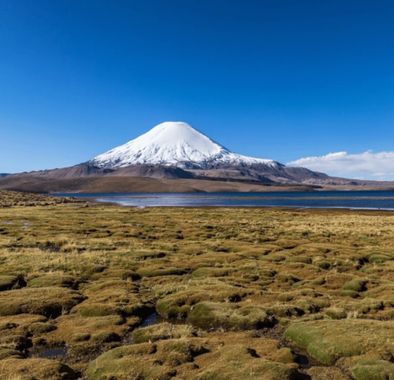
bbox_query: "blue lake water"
[54,191,394,210]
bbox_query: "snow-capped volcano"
[91,121,276,169]
[1,120,376,192]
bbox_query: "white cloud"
[288,151,394,181]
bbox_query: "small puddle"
[140,311,159,327]
[278,337,313,371]
[123,311,160,344]
[32,345,68,360]
[293,352,311,369]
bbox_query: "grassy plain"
[0,190,393,379]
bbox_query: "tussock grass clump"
[137,266,190,278]
[156,282,249,321]
[73,302,119,317]
[342,278,368,292]
[324,307,347,319]
[191,267,234,278]
[132,322,195,343]
[28,273,77,288]
[0,274,26,291]
[0,287,84,318]
[0,357,77,379]
[28,321,57,335]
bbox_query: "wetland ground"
[0,190,393,380]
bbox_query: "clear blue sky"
[1,0,394,174]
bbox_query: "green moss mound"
[285,319,394,366]
[188,302,276,330]
[351,360,394,380]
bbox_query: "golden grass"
[0,191,393,379]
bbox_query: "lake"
[54,191,394,210]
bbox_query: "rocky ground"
[0,191,393,379]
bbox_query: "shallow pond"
[31,344,68,359]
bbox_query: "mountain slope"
[91,121,277,169]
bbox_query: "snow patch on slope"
[91,121,276,169]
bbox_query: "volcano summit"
[91,121,277,169]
